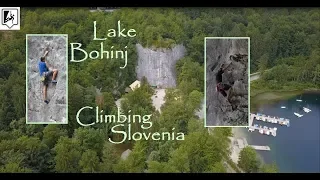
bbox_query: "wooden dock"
[255,113,290,127]
[248,113,278,137]
[248,125,277,136]
[249,145,271,151]
[234,138,271,151]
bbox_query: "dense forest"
[0,7,318,173]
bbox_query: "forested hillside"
[0,7,318,173]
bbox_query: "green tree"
[167,146,190,172]
[54,137,82,173]
[9,118,44,138]
[0,150,26,171]
[15,136,52,172]
[100,142,120,172]
[177,58,204,95]
[167,131,229,173]
[258,53,269,73]
[114,141,147,173]
[79,149,100,173]
[43,125,68,149]
[238,146,261,173]
[208,162,227,173]
[73,127,105,157]
[313,64,320,85]
[259,163,278,173]
[147,161,177,173]
[187,118,206,133]
[0,162,32,173]
[186,90,203,111]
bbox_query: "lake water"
[244,92,320,173]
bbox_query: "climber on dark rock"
[215,63,232,98]
[215,64,224,83]
[215,62,232,83]
[38,50,59,104]
[216,82,232,97]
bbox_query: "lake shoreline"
[230,127,266,163]
[251,88,320,99]
[250,88,320,112]
[303,88,320,94]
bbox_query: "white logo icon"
[0,7,20,30]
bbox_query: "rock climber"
[38,50,58,104]
[215,63,232,97]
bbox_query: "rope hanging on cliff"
[48,46,58,101]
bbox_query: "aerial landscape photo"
[0,7,319,173]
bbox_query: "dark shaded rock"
[206,39,248,126]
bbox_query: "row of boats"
[248,99,312,137]
[255,113,290,127]
[248,113,290,137]
[294,107,311,118]
[281,104,311,118]
[248,125,277,137]
[294,98,312,117]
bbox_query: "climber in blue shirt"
[38,50,58,104]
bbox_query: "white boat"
[259,129,264,134]
[294,112,303,117]
[281,106,286,108]
[303,107,311,113]
[296,94,303,102]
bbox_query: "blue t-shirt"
[38,60,48,76]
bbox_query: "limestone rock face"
[206,39,248,126]
[136,44,186,88]
[27,35,67,123]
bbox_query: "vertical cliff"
[135,44,186,88]
[206,39,248,126]
[27,35,67,123]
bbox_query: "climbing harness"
[40,72,48,82]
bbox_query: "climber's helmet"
[40,56,46,62]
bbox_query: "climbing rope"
[39,68,42,111]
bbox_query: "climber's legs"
[219,89,228,97]
[52,69,58,81]
[222,83,232,91]
[217,83,232,98]
[43,85,49,104]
